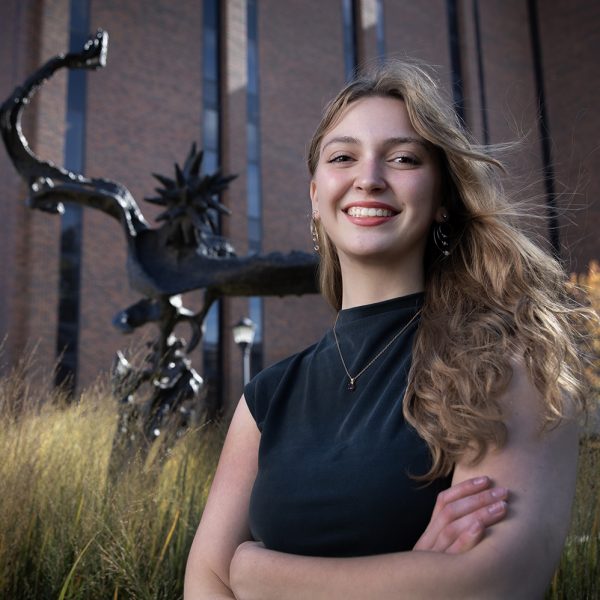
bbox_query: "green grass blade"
[57,534,96,600]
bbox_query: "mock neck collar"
[336,292,424,326]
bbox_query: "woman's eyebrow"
[322,135,430,152]
[322,135,359,150]
[384,136,429,152]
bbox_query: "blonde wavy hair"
[307,59,590,480]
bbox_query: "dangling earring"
[310,210,320,253]
[433,213,452,256]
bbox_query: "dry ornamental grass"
[0,262,598,599]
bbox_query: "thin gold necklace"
[332,308,422,391]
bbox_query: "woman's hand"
[413,476,508,554]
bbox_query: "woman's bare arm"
[229,360,579,600]
[184,397,260,599]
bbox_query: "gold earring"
[310,211,320,253]
[433,214,452,256]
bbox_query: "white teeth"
[347,206,395,217]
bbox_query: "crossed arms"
[184,360,579,599]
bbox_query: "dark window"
[56,0,90,392]
[247,0,263,371]
[376,0,386,60]
[342,0,359,80]
[202,0,224,413]
[446,0,465,123]
[472,0,489,145]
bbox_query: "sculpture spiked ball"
[145,143,237,257]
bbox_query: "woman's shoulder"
[243,341,321,429]
[246,341,320,392]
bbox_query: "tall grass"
[546,436,600,599]
[0,366,222,600]
[1,378,598,599]
[545,262,600,599]
[0,377,597,599]
[0,262,598,599]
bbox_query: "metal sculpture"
[1,29,318,469]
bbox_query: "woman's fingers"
[414,476,509,552]
[416,476,493,548]
[444,519,486,554]
[431,499,508,553]
[435,486,508,528]
[430,476,492,518]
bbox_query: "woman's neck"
[339,256,425,309]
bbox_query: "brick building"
[1,0,598,415]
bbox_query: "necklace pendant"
[347,378,356,391]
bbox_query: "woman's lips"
[346,206,395,217]
[343,203,399,226]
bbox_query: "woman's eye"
[391,155,418,165]
[328,154,353,163]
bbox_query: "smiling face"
[310,96,445,273]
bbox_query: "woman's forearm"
[228,479,514,600]
[230,543,493,600]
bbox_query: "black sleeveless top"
[244,293,452,557]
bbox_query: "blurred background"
[1,0,598,416]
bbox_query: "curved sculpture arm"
[0,29,148,236]
[29,178,148,238]
[1,30,107,183]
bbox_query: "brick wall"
[258,0,340,377]
[0,0,67,377]
[77,0,204,387]
[1,0,598,412]
[539,0,600,273]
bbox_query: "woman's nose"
[354,159,386,193]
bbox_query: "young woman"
[184,60,588,599]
